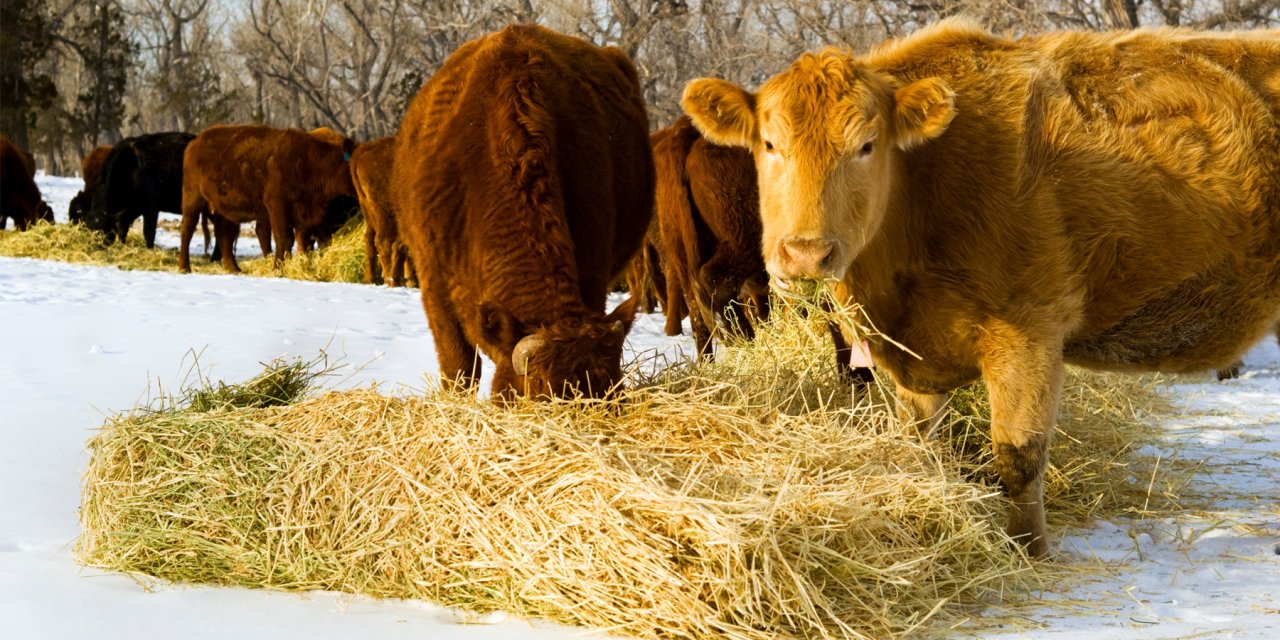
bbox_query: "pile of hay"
[78,309,1189,639]
[240,214,368,283]
[0,218,369,283]
[0,221,213,272]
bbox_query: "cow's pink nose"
[778,236,838,279]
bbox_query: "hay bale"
[79,310,1188,639]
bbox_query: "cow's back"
[82,146,113,192]
[99,132,195,214]
[847,26,1280,374]
[395,24,653,316]
[184,125,282,216]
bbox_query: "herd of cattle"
[4,21,1280,556]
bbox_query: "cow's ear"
[605,296,638,336]
[682,79,758,148]
[893,77,955,150]
[479,301,519,348]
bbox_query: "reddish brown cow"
[623,221,667,315]
[684,21,1280,556]
[68,145,112,224]
[350,136,412,287]
[178,124,358,273]
[394,24,653,399]
[651,117,770,359]
[0,136,52,230]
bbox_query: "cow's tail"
[654,122,708,333]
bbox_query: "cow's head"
[481,298,637,400]
[682,50,954,293]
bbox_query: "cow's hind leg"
[214,216,242,273]
[142,210,159,249]
[364,224,382,285]
[389,244,407,288]
[980,325,1062,558]
[178,199,203,273]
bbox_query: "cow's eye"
[858,141,875,157]
[763,140,775,152]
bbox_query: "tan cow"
[683,20,1280,557]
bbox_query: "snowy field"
[1,176,1276,639]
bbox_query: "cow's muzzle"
[776,236,842,280]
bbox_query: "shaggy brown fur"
[652,117,770,359]
[350,136,412,287]
[0,136,51,230]
[68,145,112,224]
[394,24,654,399]
[683,20,1280,557]
[178,124,358,273]
[623,220,667,315]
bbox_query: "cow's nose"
[778,236,838,279]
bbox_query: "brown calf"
[179,124,357,273]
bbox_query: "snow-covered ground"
[2,176,1276,639]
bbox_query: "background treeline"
[2,0,1277,176]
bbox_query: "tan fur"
[683,19,1280,557]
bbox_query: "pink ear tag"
[850,340,875,368]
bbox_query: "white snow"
[2,175,1277,639]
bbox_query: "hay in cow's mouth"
[77,304,1194,639]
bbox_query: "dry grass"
[77,302,1193,639]
[0,218,368,283]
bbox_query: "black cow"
[86,132,195,247]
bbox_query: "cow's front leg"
[981,325,1062,558]
[894,385,948,438]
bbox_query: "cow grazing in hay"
[682,20,1280,557]
[0,136,53,230]
[350,136,413,287]
[179,124,358,273]
[394,24,654,399]
[652,116,770,359]
[68,145,113,224]
[84,132,194,247]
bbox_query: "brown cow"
[350,136,412,287]
[68,145,113,224]
[394,24,653,399]
[652,116,770,359]
[178,124,358,273]
[683,20,1280,557]
[623,220,667,315]
[0,136,52,230]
